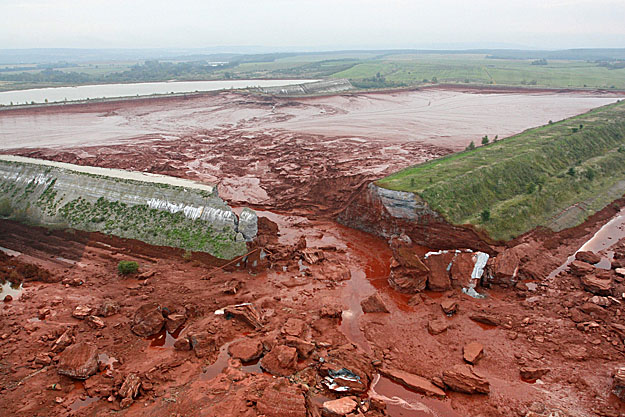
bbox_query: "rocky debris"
[424,252,453,291]
[282,317,306,337]
[57,342,98,380]
[72,305,93,320]
[228,338,264,362]
[51,328,74,353]
[428,318,449,335]
[222,279,241,294]
[256,379,307,417]
[301,248,325,264]
[491,249,520,285]
[3,294,12,302]
[321,397,358,417]
[321,347,374,394]
[612,367,625,400]
[137,269,156,280]
[520,367,550,381]
[463,342,484,364]
[469,314,500,327]
[188,331,217,358]
[320,304,343,318]
[119,373,141,400]
[575,251,602,265]
[260,345,298,376]
[360,293,390,313]
[98,300,120,317]
[173,337,192,351]
[131,303,164,337]
[616,268,625,277]
[441,299,458,315]
[164,313,186,333]
[285,336,315,359]
[442,364,490,394]
[569,260,595,277]
[86,315,106,329]
[388,235,429,293]
[581,274,613,295]
[380,367,446,397]
[223,303,263,330]
[562,345,588,361]
[62,277,84,286]
[35,352,52,366]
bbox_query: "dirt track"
[2,88,625,417]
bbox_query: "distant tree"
[466,141,476,151]
[579,124,584,130]
[526,183,536,194]
[480,209,491,222]
[481,135,489,145]
[431,76,438,83]
[585,168,596,181]
[410,178,415,187]
[548,120,553,124]
[44,98,48,103]
[567,167,576,177]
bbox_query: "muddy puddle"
[201,339,265,380]
[548,207,625,278]
[148,325,184,349]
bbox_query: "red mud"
[2,89,625,417]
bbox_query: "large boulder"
[581,275,613,295]
[131,303,164,337]
[442,364,490,394]
[569,260,595,277]
[360,293,390,313]
[575,251,601,265]
[491,249,520,285]
[425,252,453,291]
[388,235,429,293]
[57,342,98,380]
[260,345,298,376]
[449,252,477,288]
[228,338,264,362]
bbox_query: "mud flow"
[2,89,625,417]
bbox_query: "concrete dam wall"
[0,155,257,259]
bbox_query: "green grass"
[376,100,625,241]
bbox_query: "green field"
[1,50,625,92]
[377,100,625,241]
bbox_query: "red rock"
[360,293,389,313]
[463,342,484,364]
[98,300,120,317]
[469,314,500,327]
[57,342,98,380]
[425,252,453,291]
[569,260,595,277]
[320,304,343,318]
[72,305,93,320]
[87,315,105,329]
[282,317,306,337]
[164,313,186,333]
[442,364,490,394]
[581,275,613,295]
[449,252,476,288]
[35,352,52,366]
[285,336,315,359]
[188,331,216,358]
[440,299,458,315]
[388,236,430,293]
[575,251,601,265]
[257,379,307,417]
[322,397,358,416]
[223,303,263,330]
[491,249,520,285]
[52,328,74,353]
[120,397,133,408]
[260,345,298,376]
[3,294,12,302]
[380,368,446,397]
[131,303,164,337]
[119,373,141,399]
[228,338,264,362]
[427,318,449,335]
[520,367,550,381]
[173,338,191,351]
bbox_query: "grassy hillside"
[376,100,625,241]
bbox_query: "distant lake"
[0,79,317,106]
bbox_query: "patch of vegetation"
[118,260,139,275]
[376,100,625,241]
[0,198,12,217]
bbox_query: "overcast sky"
[1,0,624,50]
